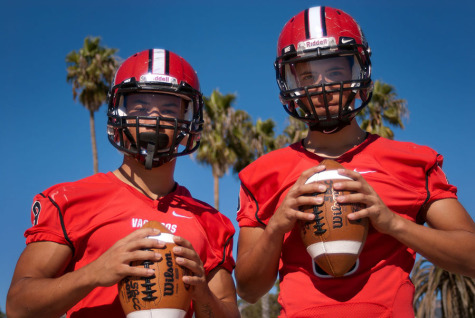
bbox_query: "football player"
[235,6,475,317]
[7,49,239,318]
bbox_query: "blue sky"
[1,0,474,311]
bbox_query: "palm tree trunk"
[262,292,270,318]
[213,167,219,210]
[89,109,98,174]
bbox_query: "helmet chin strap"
[139,132,170,170]
[140,131,188,170]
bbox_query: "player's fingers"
[117,228,163,248]
[285,182,326,205]
[173,244,201,264]
[295,209,317,221]
[175,254,205,278]
[172,235,193,249]
[332,179,369,195]
[176,257,204,278]
[182,274,206,286]
[123,249,162,265]
[299,182,327,195]
[336,168,362,180]
[296,193,324,207]
[125,236,167,252]
[335,191,371,208]
[112,236,165,256]
[123,264,156,278]
[347,207,370,221]
[295,165,327,186]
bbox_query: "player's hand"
[333,168,399,235]
[172,236,210,301]
[267,165,327,237]
[85,227,165,287]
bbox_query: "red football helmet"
[275,6,372,133]
[107,49,203,169]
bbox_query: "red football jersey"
[25,172,235,318]
[237,134,457,318]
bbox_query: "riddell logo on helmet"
[298,37,336,52]
[140,73,178,84]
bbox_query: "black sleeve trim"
[416,154,441,224]
[241,183,265,227]
[47,196,76,256]
[218,234,234,268]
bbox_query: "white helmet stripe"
[308,6,324,39]
[152,49,166,74]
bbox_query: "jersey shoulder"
[173,185,235,235]
[240,143,301,171]
[40,173,113,191]
[367,135,441,170]
[38,173,115,203]
[370,134,437,154]
[239,142,308,186]
[173,185,236,271]
[363,134,456,198]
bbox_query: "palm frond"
[357,80,408,139]
[412,257,475,318]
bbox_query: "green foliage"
[412,258,475,318]
[65,36,119,173]
[0,307,5,318]
[66,36,119,112]
[196,89,293,208]
[233,117,282,173]
[357,80,408,139]
[239,294,281,318]
[195,89,254,208]
[196,89,248,178]
[279,116,307,146]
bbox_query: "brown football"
[300,159,368,277]
[118,220,191,318]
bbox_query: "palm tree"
[233,118,282,173]
[66,36,119,173]
[357,80,408,139]
[412,257,475,317]
[278,116,308,146]
[252,119,279,157]
[195,89,252,209]
[239,280,281,318]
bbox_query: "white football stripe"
[305,170,352,184]
[147,233,174,244]
[308,6,323,39]
[127,309,186,318]
[152,49,166,74]
[306,240,362,259]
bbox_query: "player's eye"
[327,71,344,81]
[127,105,149,116]
[299,73,318,85]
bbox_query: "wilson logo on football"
[299,159,369,277]
[118,221,192,318]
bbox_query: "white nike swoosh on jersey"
[172,211,193,219]
[353,169,376,174]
